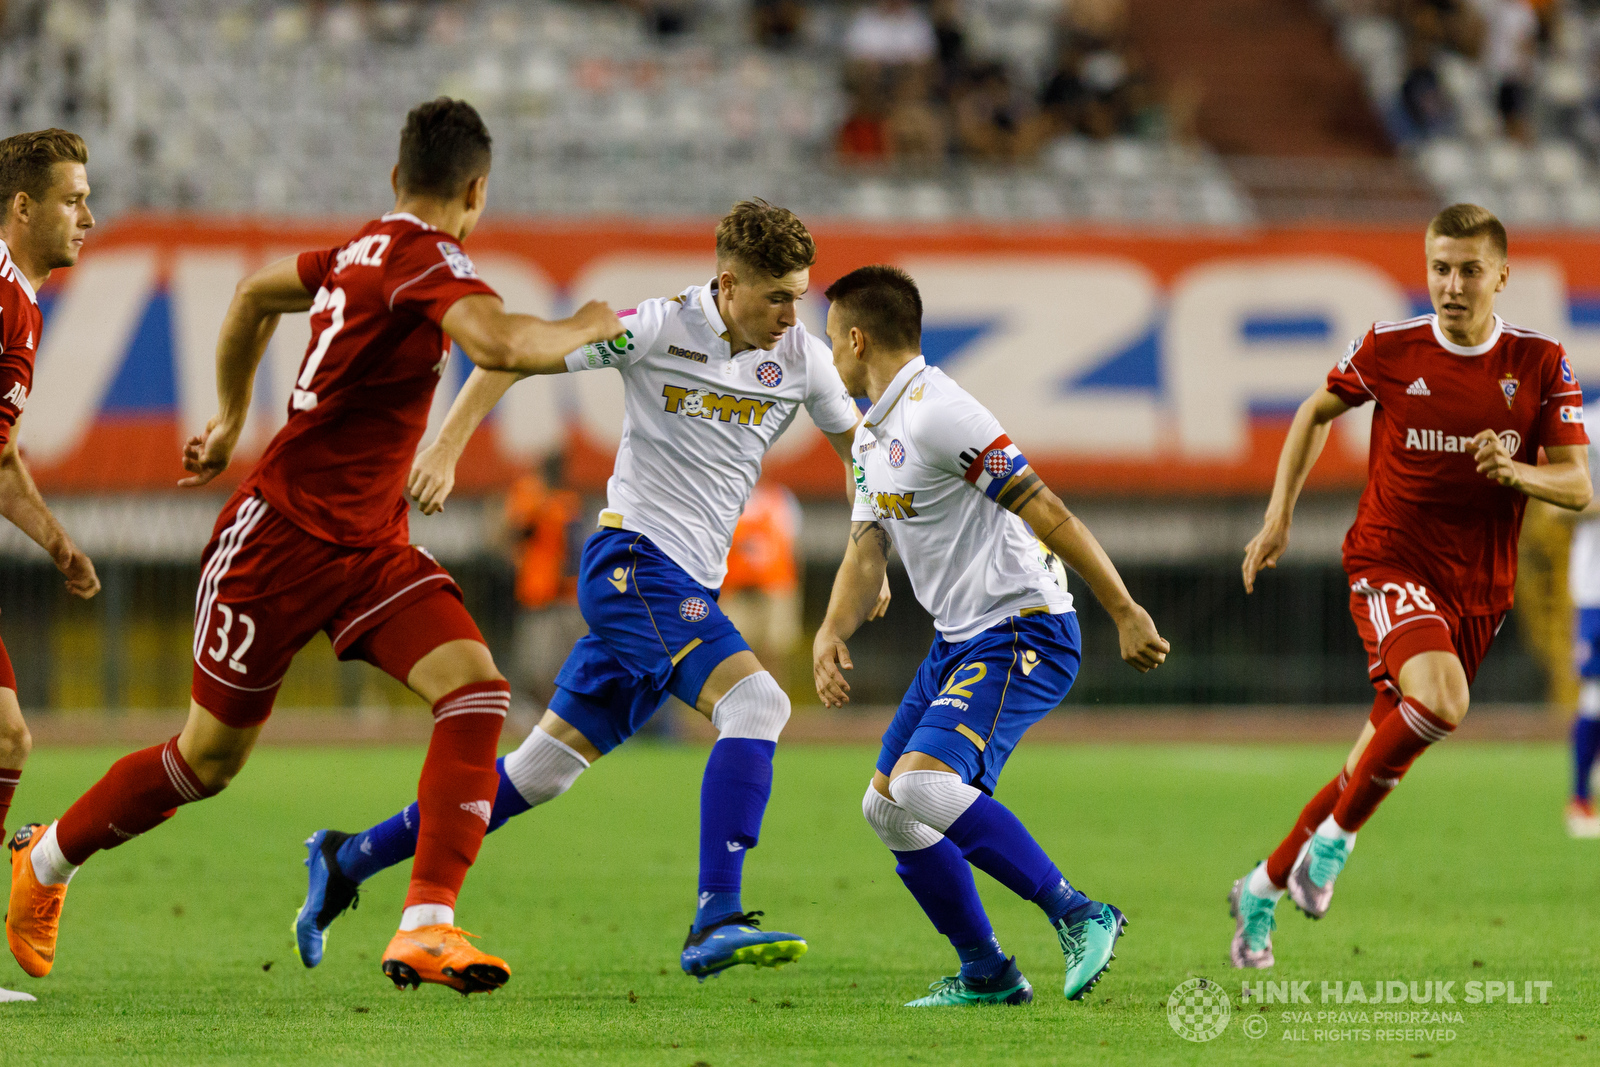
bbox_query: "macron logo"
[1406,378,1430,396]
[725,840,744,853]
[460,799,492,826]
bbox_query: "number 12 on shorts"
[207,604,257,674]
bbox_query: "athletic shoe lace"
[925,975,964,997]
[30,887,62,931]
[1308,838,1346,888]
[1242,896,1277,951]
[1058,923,1086,968]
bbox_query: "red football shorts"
[191,491,483,727]
[0,632,14,692]
[1348,569,1502,723]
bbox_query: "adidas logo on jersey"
[459,799,492,826]
[1406,378,1430,396]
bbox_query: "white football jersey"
[565,280,858,588]
[849,356,1073,642]
[1571,398,1600,607]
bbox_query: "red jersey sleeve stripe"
[964,434,1012,483]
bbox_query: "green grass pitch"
[4,741,1596,1065]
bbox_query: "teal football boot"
[1228,867,1277,968]
[906,958,1033,1007]
[1288,834,1352,919]
[1055,901,1126,1000]
[680,911,807,981]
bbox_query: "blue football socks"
[1574,715,1600,801]
[944,793,1090,921]
[694,738,775,931]
[893,836,1007,981]
[336,757,526,884]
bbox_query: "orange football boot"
[6,824,67,978]
[381,925,509,995]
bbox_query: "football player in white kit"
[811,265,1168,1006]
[1566,394,1600,837]
[296,201,883,979]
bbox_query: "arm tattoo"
[850,520,891,560]
[995,470,1045,512]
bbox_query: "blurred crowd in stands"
[833,0,1161,166]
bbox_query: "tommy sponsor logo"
[460,799,492,826]
[3,381,26,411]
[668,344,708,364]
[1404,428,1520,457]
[1499,374,1519,408]
[1561,405,1585,424]
[334,233,390,272]
[870,491,919,520]
[661,384,777,426]
[1405,378,1430,396]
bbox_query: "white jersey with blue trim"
[849,356,1073,643]
[564,280,858,588]
[1571,398,1600,607]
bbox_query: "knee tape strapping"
[710,671,790,742]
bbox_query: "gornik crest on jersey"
[1500,374,1519,408]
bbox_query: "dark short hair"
[825,265,922,352]
[1427,203,1508,258]
[715,199,816,278]
[396,98,492,199]
[0,128,88,220]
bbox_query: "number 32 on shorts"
[206,605,257,674]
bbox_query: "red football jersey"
[243,213,497,547]
[1327,313,1588,614]
[0,239,42,448]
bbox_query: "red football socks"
[405,681,509,910]
[1332,697,1454,833]
[0,766,19,840]
[1265,770,1347,888]
[55,736,212,866]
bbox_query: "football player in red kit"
[1227,204,1593,968]
[0,130,101,1002]
[6,99,624,994]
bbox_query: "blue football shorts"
[549,527,751,754]
[876,610,1081,794]
[1577,607,1600,679]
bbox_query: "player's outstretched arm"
[442,295,624,376]
[1000,469,1169,672]
[822,425,891,619]
[0,438,98,598]
[1241,387,1351,593]
[1473,436,1593,511]
[408,367,521,515]
[813,521,893,707]
[181,255,313,487]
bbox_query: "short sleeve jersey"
[563,280,858,588]
[849,356,1072,642]
[243,212,497,547]
[0,240,42,448]
[1326,313,1588,615]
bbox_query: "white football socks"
[1314,815,1357,847]
[30,822,77,887]
[502,727,589,807]
[1246,861,1285,901]
[1581,680,1600,719]
[399,904,453,931]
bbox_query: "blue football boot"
[680,911,807,981]
[293,829,360,968]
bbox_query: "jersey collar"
[698,279,732,343]
[379,211,436,231]
[863,355,927,433]
[1430,312,1502,356]
[0,240,37,305]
